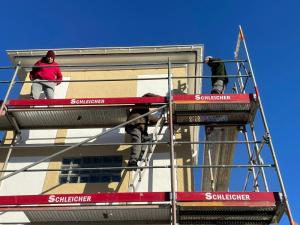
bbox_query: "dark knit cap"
[46,50,55,60]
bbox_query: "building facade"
[0,45,202,223]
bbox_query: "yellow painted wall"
[1,67,194,194]
[20,68,188,98]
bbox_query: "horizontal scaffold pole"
[0,74,250,84]
[0,164,275,173]
[0,140,262,149]
[0,59,247,71]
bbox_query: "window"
[59,156,122,184]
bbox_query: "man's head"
[45,50,55,63]
[204,56,213,64]
[142,93,160,97]
[141,93,161,106]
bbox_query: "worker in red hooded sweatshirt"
[29,50,63,99]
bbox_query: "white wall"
[0,156,49,223]
[134,152,173,192]
[65,128,125,144]
[0,156,49,195]
[137,74,169,96]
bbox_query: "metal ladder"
[128,112,166,192]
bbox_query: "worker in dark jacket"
[125,93,161,168]
[204,56,229,94]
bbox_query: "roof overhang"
[6,45,203,72]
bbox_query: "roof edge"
[6,44,203,57]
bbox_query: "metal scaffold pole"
[242,126,259,192]
[0,132,18,187]
[0,62,21,115]
[249,124,269,191]
[168,58,177,225]
[239,25,294,224]
[234,33,246,94]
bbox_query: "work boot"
[128,159,138,171]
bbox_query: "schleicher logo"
[205,193,250,201]
[48,195,92,203]
[70,98,105,105]
[195,95,231,101]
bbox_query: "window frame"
[59,155,123,184]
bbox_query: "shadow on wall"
[172,80,187,95]
[41,183,63,194]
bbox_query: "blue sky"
[0,0,299,223]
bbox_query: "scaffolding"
[0,26,294,224]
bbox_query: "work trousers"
[211,80,226,94]
[30,79,56,99]
[125,125,148,162]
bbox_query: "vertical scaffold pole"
[249,124,269,191]
[234,30,245,93]
[242,126,259,192]
[168,58,177,225]
[0,132,18,188]
[0,62,21,115]
[239,25,294,224]
[208,148,215,191]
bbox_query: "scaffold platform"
[0,94,258,131]
[0,192,284,224]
